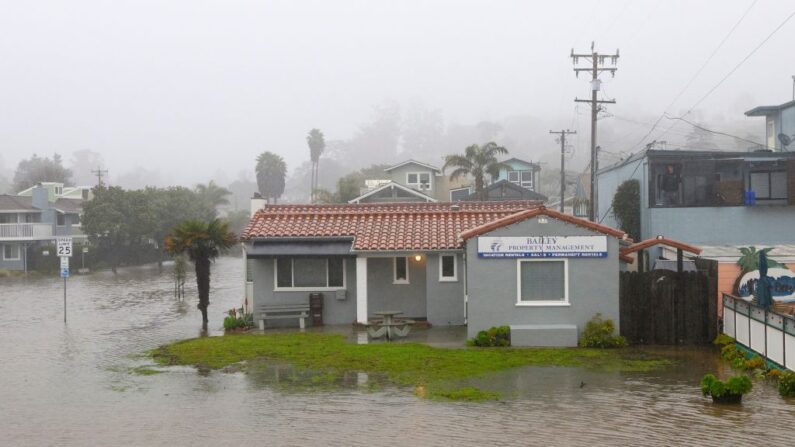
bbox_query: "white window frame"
[449,186,471,201]
[393,256,410,284]
[439,254,458,282]
[406,172,432,191]
[750,170,788,200]
[273,258,346,291]
[515,258,570,307]
[508,170,533,189]
[3,244,21,261]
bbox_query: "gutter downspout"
[463,244,468,325]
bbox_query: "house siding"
[386,164,439,197]
[425,253,465,326]
[365,256,427,319]
[465,217,620,342]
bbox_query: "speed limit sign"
[57,237,73,257]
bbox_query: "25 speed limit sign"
[57,237,73,257]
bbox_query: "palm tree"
[737,246,783,273]
[195,180,231,214]
[255,151,287,203]
[165,219,237,326]
[307,129,325,203]
[443,142,509,199]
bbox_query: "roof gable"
[383,159,442,173]
[502,158,540,170]
[459,206,626,241]
[348,182,437,203]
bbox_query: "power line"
[663,114,769,149]
[682,8,795,116]
[550,130,577,212]
[631,0,759,151]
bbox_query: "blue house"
[495,158,542,192]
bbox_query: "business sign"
[477,236,608,258]
[57,237,73,257]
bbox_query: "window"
[393,256,409,284]
[406,172,432,190]
[508,170,533,189]
[55,186,63,196]
[650,160,744,207]
[516,259,568,306]
[439,255,457,281]
[750,171,787,200]
[3,244,20,261]
[274,257,345,290]
[56,213,65,226]
[449,187,471,201]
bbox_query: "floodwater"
[1,257,793,446]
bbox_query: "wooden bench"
[258,304,310,330]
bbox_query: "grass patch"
[152,332,668,401]
[132,366,164,376]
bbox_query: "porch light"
[414,254,422,262]
[656,235,664,240]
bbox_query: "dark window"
[519,261,566,302]
[650,160,744,207]
[440,255,456,279]
[394,256,408,282]
[328,258,344,287]
[57,213,65,226]
[276,258,292,288]
[276,257,345,288]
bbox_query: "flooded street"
[1,257,793,446]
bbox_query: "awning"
[245,239,354,257]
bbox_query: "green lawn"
[151,332,668,401]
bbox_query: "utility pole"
[91,167,108,187]
[549,129,577,212]
[572,42,619,221]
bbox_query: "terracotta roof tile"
[242,201,542,251]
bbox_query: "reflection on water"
[1,257,794,446]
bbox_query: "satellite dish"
[779,133,792,147]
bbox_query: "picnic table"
[366,310,414,340]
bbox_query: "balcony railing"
[0,223,53,240]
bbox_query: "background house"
[745,99,795,151]
[0,183,88,271]
[495,158,542,193]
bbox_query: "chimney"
[31,185,50,209]
[250,195,267,215]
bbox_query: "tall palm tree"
[737,246,783,273]
[306,129,325,203]
[255,151,287,203]
[443,142,509,200]
[165,219,237,326]
[195,180,231,214]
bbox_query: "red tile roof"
[242,201,543,251]
[459,206,627,240]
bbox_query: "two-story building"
[745,99,795,151]
[0,183,89,272]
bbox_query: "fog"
[1,0,794,197]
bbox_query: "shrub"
[701,374,752,401]
[579,314,627,348]
[779,371,795,397]
[470,326,511,347]
[223,308,253,331]
[713,334,735,346]
[744,355,765,371]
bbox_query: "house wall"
[366,256,427,319]
[425,253,465,325]
[647,206,795,245]
[0,242,25,271]
[249,256,358,326]
[465,218,620,343]
[386,164,438,197]
[780,106,795,150]
[596,156,647,231]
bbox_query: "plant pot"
[711,393,743,404]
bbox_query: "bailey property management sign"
[477,236,608,258]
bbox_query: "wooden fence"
[722,293,795,371]
[619,269,717,345]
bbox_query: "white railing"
[0,223,53,240]
[723,293,795,371]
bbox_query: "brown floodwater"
[1,257,793,446]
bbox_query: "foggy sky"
[1,0,794,188]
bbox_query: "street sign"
[60,267,69,278]
[60,257,69,269]
[57,237,73,257]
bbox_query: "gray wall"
[250,256,358,325]
[425,253,465,325]
[465,217,620,339]
[366,256,427,319]
[0,242,25,271]
[386,163,438,197]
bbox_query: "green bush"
[713,334,735,346]
[579,313,627,348]
[701,374,752,399]
[223,308,253,331]
[470,326,511,347]
[779,371,795,397]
